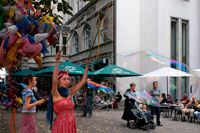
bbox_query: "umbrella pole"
[167,77,168,96]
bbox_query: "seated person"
[142,104,151,116]
[133,102,148,123]
[160,93,168,104]
[167,94,173,104]
[113,92,122,109]
[180,93,189,104]
[142,104,147,113]
[194,109,200,121]
[181,97,199,122]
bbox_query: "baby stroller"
[128,101,156,131]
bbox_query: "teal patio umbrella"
[37,61,95,76]
[12,69,51,77]
[94,64,141,77]
[12,69,36,76]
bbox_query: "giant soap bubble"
[115,51,198,101]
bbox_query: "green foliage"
[0,0,15,6]
[32,0,73,25]
[0,0,94,25]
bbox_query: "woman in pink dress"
[47,52,90,133]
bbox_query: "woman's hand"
[55,52,61,63]
[37,99,46,105]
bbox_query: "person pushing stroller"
[122,83,155,131]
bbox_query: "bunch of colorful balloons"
[0,81,23,109]
[0,0,58,68]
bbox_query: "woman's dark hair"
[23,74,35,85]
[153,81,158,85]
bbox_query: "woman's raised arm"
[51,52,61,97]
[69,59,90,96]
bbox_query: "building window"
[73,32,79,54]
[100,29,107,44]
[170,77,177,101]
[62,46,66,55]
[84,24,91,50]
[62,36,67,55]
[182,20,189,66]
[56,44,59,53]
[77,0,79,12]
[63,36,67,45]
[171,18,178,68]
[181,77,187,96]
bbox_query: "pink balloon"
[0,33,18,66]
[18,35,43,58]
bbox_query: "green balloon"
[0,4,5,30]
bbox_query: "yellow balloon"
[9,8,15,20]
[40,15,54,24]
[18,97,23,105]
[3,39,21,67]
[34,53,42,68]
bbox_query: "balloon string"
[10,109,13,133]
[13,108,16,133]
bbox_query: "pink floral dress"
[52,98,76,133]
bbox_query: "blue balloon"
[3,36,10,49]
[27,34,35,43]
[41,41,49,54]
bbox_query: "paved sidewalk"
[0,107,200,133]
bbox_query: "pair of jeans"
[151,106,161,125]
[194,111,200,120]
[83,101,93,117]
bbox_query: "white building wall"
[116,0,200,99]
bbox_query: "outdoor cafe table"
[161,103,183,120]
[171,104,183,121]
[161,103,173,118]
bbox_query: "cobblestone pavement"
[0,107,200,133]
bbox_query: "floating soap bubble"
[93,89,115,110]
[86,80,116,110]
[75,80,116,113]
[115,51,198,101]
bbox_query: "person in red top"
[180,93,189,104]
[50,52,90,133]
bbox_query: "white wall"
[116,0,140,96]
[116,0,200,98]
[116,0,140,55]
